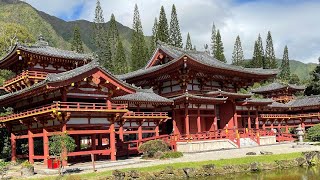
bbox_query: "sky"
[25,0,320,64]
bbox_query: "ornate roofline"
[251,82,305,93]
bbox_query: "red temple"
[0,38,319,166]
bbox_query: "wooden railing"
[124,111,168,118]
[260,113,320,119]
[4,71,47,86]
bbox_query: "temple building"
[1,38,320,166]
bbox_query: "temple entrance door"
[218,100,235,129]
[163,111,173,135]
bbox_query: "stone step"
[240,138,258,147]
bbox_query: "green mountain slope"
[275,59,317,81]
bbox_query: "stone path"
[26,142,320,178]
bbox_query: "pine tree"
[279,45,290,80]
[257,34,264,68]
[305,58,320,95]
[265,31,277,69]
[232,35,244,66]
[150,17,158,54]
[107,14,120,71]
[185,32,192,50]
[131,4,148,71]
[93,0,111,69]
[214,30,226,63]
[114,39,128,74]
[251,41,260,68]
[156,6,169,43]
[169,4,183,48]
[71,25,84,53]
[210,22,216,56]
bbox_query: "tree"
[49,133,76,175]
[107,14,120,71]
[169,4,183,48]
[265,31,277,69]
[150,17,158,54]
[214,30,226,63]
[210,22,217,56]
[93,0,111,69]
[185,32,192,50]
[257,34,264,68]
[305,58,320,96]
[289,74,300,84]
[131,4,148,71]
[232,35,244,66]
[156,6,169,43]
[71,25,84,53]
[279,45,290,80]
[114,39,128,74]
[250,41,260,68]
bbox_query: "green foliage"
[0,128,10,160]
[185,32,192,50]
[21,160,33,168]
[169,4,183,48]
[156,6,169,43]
[70,25,84,53]
[279,45,290,80]
[214,30,226,63]
[150,17,158,54]
[210,22,216,56]
[265,31,277,69]
[160,151,183,159]
[138,140,169,158]
[114,39,128,74]
[307,124,320,141]
[0,160,9,179]
[49,133,76,159]
[289,74,300,84]
[131,4,148,71]
[305,59,320,95]
[0,69,14,86]
[232,35,244,66]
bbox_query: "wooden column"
[138,121,143,141]
[214,106,218,131]
[75,135,81,151]
[184,104,190,135]
[109,119,116,161]
[10,130,16,162]
[247,107,251,129]
[197,105,201,133]
[255,109,259,129]
[91,134,96,150]
[172,109,178,135]
[301,118,305,129]
[107,99,112,110]
[28,126,34,164]
[61,122,67,166]
[155,122,160,137]
[233,102,238,129]
[285,120,289,133]
[119,121,124,141]
[262,120,266,130]
[43,128,49,165]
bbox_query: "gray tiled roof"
[0,41,93,64]
[112,88,173,104]
[251,82,305,93]
[240,98,274,103]
[268,95,320,108]
[206,90,252,98]
[118,41,278,80]
[170,92,227,102]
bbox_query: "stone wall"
[260,136,276,145]
[176,139,238,153]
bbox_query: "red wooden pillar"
[270,120,274,130]
[75,135,81,151]
[107,99,112,110]
[91,134,96,150]
[61,123,67,166]
[155,122,160,136]
[138,121,143,140]
[185,104,190,135]
[301,118,305,129]
[255,109,259,129]
[247,107,251,129]
[109,119,116,161]
[213,105,218,131]
[43,128,49,165]
[233,102,238,129]
[262,120,266,130]
[28,126,34,164]
[119,121,124,141]
[285,120,289,133]
[197,106,201,133]
[10,131,17,162]
[172,109,178,135]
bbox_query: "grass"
[25,152,303,180]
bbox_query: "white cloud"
[24,0,320,63]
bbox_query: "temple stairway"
[240,138,259,147]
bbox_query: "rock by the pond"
[125,170,140,179]
[20,167,34,177]
[246,152,256,155]
[183,168,197,178]
[250,162,259,171]
[275,159,299,169]
[260,151,273,155]
[295,157,308,166]
[112,169,125,180]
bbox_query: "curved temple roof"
[251,82,305,93]
[268,95,320,109]
[118,41,278,80]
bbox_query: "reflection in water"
[193,166,320,180]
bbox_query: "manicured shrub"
[160,151,183,159]
[138,140,169,158]
[307,124,320,142]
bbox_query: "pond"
[193,165,320,180]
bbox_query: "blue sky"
[25,0,320,64]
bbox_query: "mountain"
[0,0,150,60]
[277,59,317,82]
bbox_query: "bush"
[0,161,9,179]
[21,160,33,168]
[307,124,320,142]
[138,140,169,158]
[160,151,183,159]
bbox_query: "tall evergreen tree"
[169,4,183,48]
[157,6,169,43]
[305,58,320,95]
[114,39,128,74]
[232,35,244,66]
[71,25,84,53]
[150,17,158,54]
[131,4,148,71]
[210,22,216,56]
[93,0,111,69]
[265,31,277,69]
[214,30,226,63]
[185,32,192,50]
[107,14,120,71]
[257,34,264,68]
[279,45,290,80]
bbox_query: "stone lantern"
[296,124,304,143]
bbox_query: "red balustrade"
[260,113,320,119]
[4,71,47,86]
[124,111,168,117]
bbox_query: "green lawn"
[27,152,302,180]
